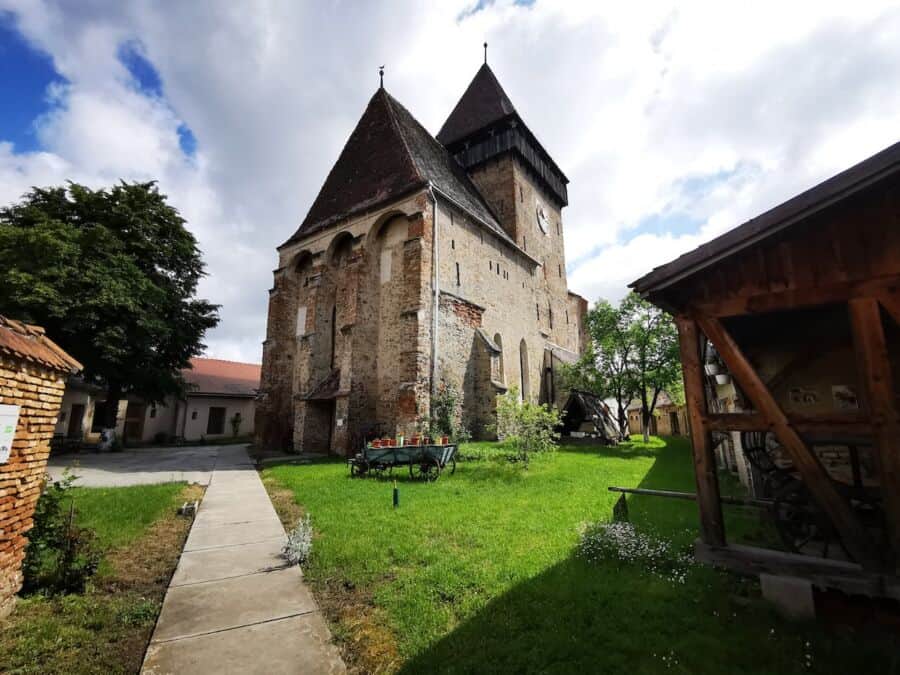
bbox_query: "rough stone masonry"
[256,62,588,455]
[0,316,81,617]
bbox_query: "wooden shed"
[631,141,900,598]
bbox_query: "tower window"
[496,264,500,276]
[536,303,540,320]
[519,186,523,202]
[455,262,460,287]
[558,263,562,278]
[549,304,554,329]
[451,239,455,250]
[557,222,560,235]
[489,261,493,271]
[566,309,570,324]
[523,236,527,251]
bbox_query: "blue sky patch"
[0,13,65,152]
[178,124,197,156]
[118,40,163,97]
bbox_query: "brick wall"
[0,348,74,618]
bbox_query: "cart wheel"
[350,461,368,478]
[772,480,838,557]
[410,456,441,481]
[447,457,456,475]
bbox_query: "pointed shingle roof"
[282,88,507,247]
[436,64,516,146]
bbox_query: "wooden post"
[696,314,879,568]
[878,291,900,328]
[849,298,900,568]
[676,316,725,547]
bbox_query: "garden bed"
[0,482,201,674]
[262,437,896,674]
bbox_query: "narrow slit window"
[455,262,460,287]
[536,303,540,320]
[558,263,562,277]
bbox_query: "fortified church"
[257,56,588,454]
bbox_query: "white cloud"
[1,0,899,360]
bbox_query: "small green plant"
[494,387,561,467]
[22,472,102,595]
[282,514,313,566]
[230,412,243,437]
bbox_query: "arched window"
[519,339,530,401]
[493,333,504,383]
[328,232,354,267]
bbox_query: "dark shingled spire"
[436,63,516,146]
[282,88,506,247]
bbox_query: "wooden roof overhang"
[629,141,900,586]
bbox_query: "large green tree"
[0,181,219,430]
[564,299,636,436]
[565,292,681,441]
[623,293,681,442]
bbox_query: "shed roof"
[631,140,900,296]
[182,357,260,397]
[282,87,508,247]
[0,316,82,374]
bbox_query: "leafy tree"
[565,293,681,442]
[0,182,219,431]
[563,299,636,436]
[622,294,681,442]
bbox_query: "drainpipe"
[428,183,439,399]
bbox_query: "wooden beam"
[696,314,880,568]
[694,541,900,601]
[675,316,725,546]
[706,412,872,439]
[608,486,771,508]
[849,298,900,569]
[691,274,900,318]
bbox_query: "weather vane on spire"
[483,42,488,64]
[379,65,384,89]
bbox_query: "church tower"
[437,62,571,305]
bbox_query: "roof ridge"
[380,90,426,185]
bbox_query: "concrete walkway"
[142,446,345,674]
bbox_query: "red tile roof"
[182,357,261,397]
[0,316,82,374]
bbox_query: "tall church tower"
[437,62,571,305]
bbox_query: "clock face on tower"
[535,199,550,235]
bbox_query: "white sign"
[0,404,21,464]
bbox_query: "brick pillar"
[397,210,432,435]
[0,319,80,619]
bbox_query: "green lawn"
[68,483,187,550]
[0,482,195,675]
[263,437,896,674]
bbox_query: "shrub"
[577,521,693,583]
[230,412,243,437]
[282,514,313,566]
[419,381,471,442]
[494,387,561,466]
[22,473,102,595]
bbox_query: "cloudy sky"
[1,1,899,362]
